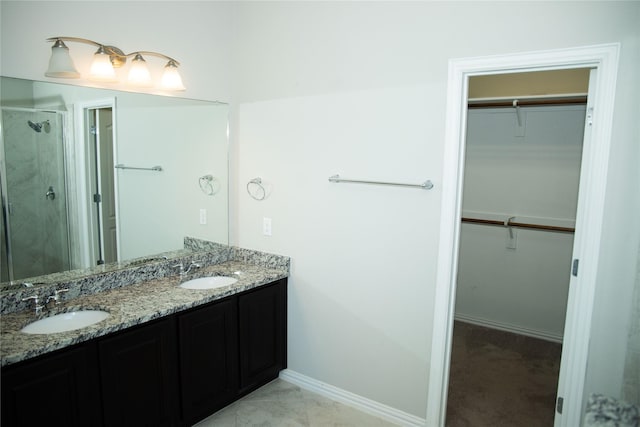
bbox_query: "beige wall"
[232,2,639,419]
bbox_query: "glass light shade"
[89,50,116,82]
[161,61,185,91]
[45,42,80,78]
[127,54,152,86]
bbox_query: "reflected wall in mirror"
[0,76,229,284]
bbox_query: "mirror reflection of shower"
[27,119,50,133]
[1,108,70,282]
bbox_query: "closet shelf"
[461,217,575,233]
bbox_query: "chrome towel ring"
[247,177,266,201]
[199,175,218,196]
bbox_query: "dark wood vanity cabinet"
[178,279,287,425]
[1,278,287,427]
[1,341,101,427]
[178,296,238,425]
[238,279,287,394]
[99,318,180,427]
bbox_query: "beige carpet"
[446,321,562,427]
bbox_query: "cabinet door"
[238,279,287,393]
[99,318,179,427]
[1,342,101,427]
[178,297,238,425]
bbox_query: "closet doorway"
[426,44,620,427]
[445,70,589,426]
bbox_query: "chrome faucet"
[172,261,201,277]
[22,288,69,314]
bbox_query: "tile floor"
[194,379,398,427]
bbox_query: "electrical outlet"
[199,209,207,225]
[263,217,272,236]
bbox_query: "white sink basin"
[21,310,110,334]
[179,276,238,290]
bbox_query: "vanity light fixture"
[45,36,185,90]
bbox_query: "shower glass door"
[0,108,70,282]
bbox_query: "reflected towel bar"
[329,174,433,190]
[115,164,163,172]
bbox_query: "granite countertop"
[1,260,288,367]
[584,394,639,427]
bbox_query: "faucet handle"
[22,294,45,315]
[22,294,39,303]
[46,288,69,306]
[184,261,201,274]
[171,263,185,277]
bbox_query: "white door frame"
[71,98,118,268]
[426,43,620,427]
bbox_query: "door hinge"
[93,193,102,203]
[587,107,594,126]
[572,259,579,277]
[556,396,564,414]
[90,125,97,135]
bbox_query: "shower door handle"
[45,186,56,200]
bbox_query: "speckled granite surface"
[1,250,222,315]
[1,239,289,316]
[1,236,234,294]
[0,248,196,292]
[1,242,290,367]
[584,394,639,427]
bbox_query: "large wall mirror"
[1,76,229,285]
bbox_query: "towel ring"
[247,177,266,201]
[199,175,217,196]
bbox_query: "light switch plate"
[263,217,272,236]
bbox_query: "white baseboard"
[454,313,563,343]
[279,369,426,427]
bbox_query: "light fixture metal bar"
[46,36,103,47]
[45,36,185,90]
[46,37,180,67]
[129,51,180,66]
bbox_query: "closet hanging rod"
[468,96,587,109]
[115,164,163,172]
[461,217,575,233]
[329,174,434,190]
